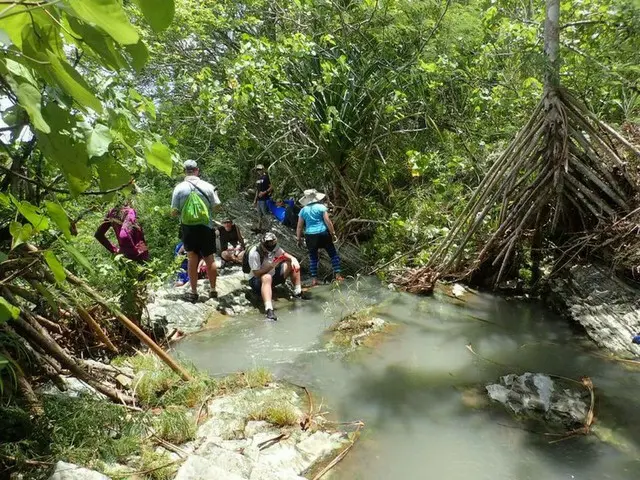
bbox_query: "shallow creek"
[176,278,640,479]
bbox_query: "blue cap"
[632,335,640,345]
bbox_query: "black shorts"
[305,232,333,250]
[181,224,216,257]
[249,264,286,294]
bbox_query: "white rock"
[48,461,110,480]
[452,283,467,298]
[197,412,246,440]
[249,464,305,480]
[244,420,276,438]
[174,455,247,480]
[196,442,252,478]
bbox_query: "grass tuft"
[153,406,196,444]
[248,401,298,428]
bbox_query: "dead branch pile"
[1,244,191,411]
[391,266,439,294]
[426,87,640,286]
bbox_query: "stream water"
[176,277,640,479]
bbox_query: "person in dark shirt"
[253,164,272,224]
[217,217,246,265]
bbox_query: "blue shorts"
[249,263,286,293]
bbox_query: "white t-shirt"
[248,245,285,278]
[171,176,220,228]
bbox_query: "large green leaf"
[67,16,127,71]
[0,5,29,49]
[96,155,131,190]
[44,250,66,284]
[9,221,33,249]
[38,104,92,195]
[60,240,94,273]
[135,0,175,32]
[85,123,113,158]
[145,142,173,175]
[67,0,139,45]
[15,82,50,133]
[46,50,102,112]
[0,298,20,324]
[13,199,49,231]
[125,40,149,72]
[45,201,72,239]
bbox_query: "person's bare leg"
[203,254,217,290]
[187,251,199,294]
[260,274,273,307]
[235,251,245,264]
[221,250,233,262]
[282,263,302,295]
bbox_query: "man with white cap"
[171,160,221,302]
[247,232,302,321]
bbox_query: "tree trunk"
[543,0,561,92]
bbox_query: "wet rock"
[145,269,248,333]
[547,264,640,358]
[486,372,588,430]
[48,461,110,480]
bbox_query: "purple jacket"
[95,207,149,262]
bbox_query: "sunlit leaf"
[15,82,50,133]
[0,5,29,48]
[85,123,113,158]
[145,142,173,175]
[67,16,128,71]
[13,199,49,231]
[44,250,66,283]
[67,0,139,45]
[45,201,72,239]
[9,221,33,249]
[0,298,20,324]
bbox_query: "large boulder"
[546,264,640,358]
[486,372,589,431]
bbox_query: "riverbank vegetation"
[0,0,639,476]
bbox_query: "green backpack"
[181,183,211,226]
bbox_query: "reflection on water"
[176,278,640,480]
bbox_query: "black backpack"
[242,245,265,274]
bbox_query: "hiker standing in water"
[171,160,221,303]
[296,189,343,286]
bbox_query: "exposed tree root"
[425,87,639,286]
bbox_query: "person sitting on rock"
[174,242,207,286]
[296,189,343,286]
[248,232,302,321]
[218,217,246,266]
[95,194,149,263]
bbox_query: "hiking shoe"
[209,289,218,299]
[265,309,278,321]
[185,291,198,304]
[292,291,308,300]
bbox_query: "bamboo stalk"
[76,305,119,353]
